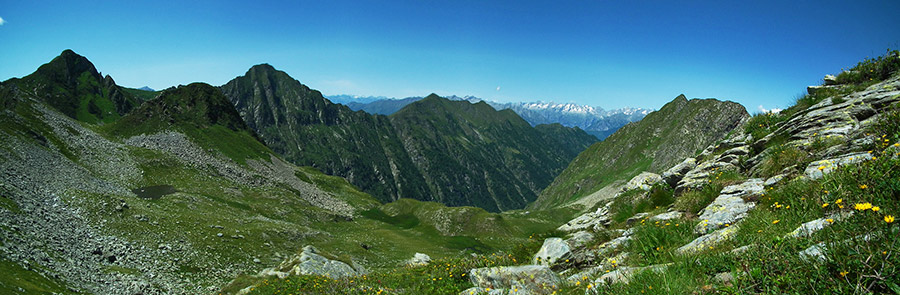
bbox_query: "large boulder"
[533,238,571,267]
[661,158,696,187]
[694,179,762,234]
[408,252,432,266]
[622,172,663,192]
[463,265,561,295]
[557,203,611,233]
[258,245,361,279]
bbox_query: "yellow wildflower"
[822,203,829,208]
[854,202,873,211]
[835,199,842,204]
[840,271,849,277]
[859,184,868,189]
[826,218,834,223]
[772,220,780,224]
[886,215,895,223]
[872,206,880,212]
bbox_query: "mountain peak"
[116,83,252,135]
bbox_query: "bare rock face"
[694,179,763,234]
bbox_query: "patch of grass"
[626,218,695,266]
[744,112,788,141]
[244,254,519,295]
[359,208,420,229]
[866,104,900,152]
[754,144,811,178]
[835,49,900,86]
[0,258,78,294]
[674,183,722,216]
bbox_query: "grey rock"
[785,212,852,238]
[597,236,632,256]
[694,179,762,234]
[408,253,431,266]
[677,226,740,254]
[824,74,838,85]
[804,152,873,180]
[714,272,735,285]
[625,212,650,226]
[533,238,571,267]
[565,231,594,249]
[557,203,611,233]
[622,172,663,192]
[594,264,670,285]
[661,158,697,187]
[799,243,827,262]
[467,265,560,294]
[649,211,683,222]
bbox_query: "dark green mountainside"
[1,50,141,124]
[532,94,749,209]
[221,65,597,211]
[389,95,597,210]
[220,65,432,203]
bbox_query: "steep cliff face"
[533,95,749,209]
[221,66,597,211]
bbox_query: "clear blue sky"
[1,1,899,111]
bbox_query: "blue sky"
[1,1,898,111]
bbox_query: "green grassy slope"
[388,95,598,211]
[532,95,748,210]
[2,50,140,124]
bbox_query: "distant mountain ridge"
[328,94,652,139]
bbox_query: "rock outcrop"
[462,265,561,295]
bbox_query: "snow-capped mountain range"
[326,94,652,140]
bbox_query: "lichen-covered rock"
[799,243,827,262]
[565,231,595,249]
[593,264,670,285]
[623,172,663,191]
[557,203,611,233]
[677,226,739,254]
[675,161,738,194]
[259,245,361,279]
[565,252,629,283]
[533,238,571,267]
[649,211,684,222]
[785,212,852,239]
[804,152,873,180]
[694,179,762,234]
[466,265,561,295]
[597,236,632,256]
[408,252,431,266]
[661,158,696,187]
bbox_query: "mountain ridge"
[330,94,651,139]
[223,66,598,211]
